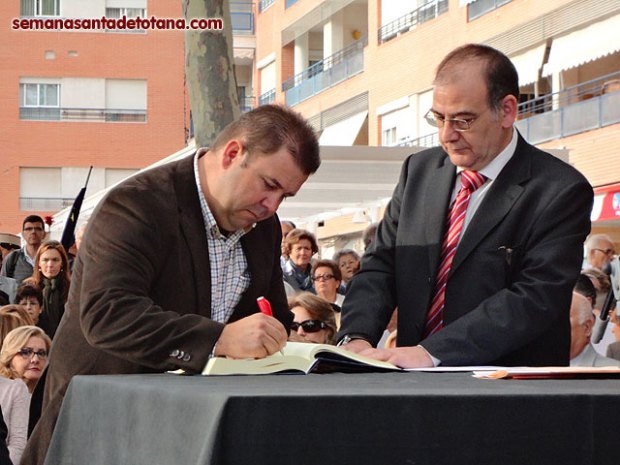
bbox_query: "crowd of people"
[0,215,73,463]
[0,44,617,463]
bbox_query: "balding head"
[569,292,595,360]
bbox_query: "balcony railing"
[231,2,254,34]
[283,36,367,107]
[468,0,512,22]
[397,132,439,149]
[516,71,620,145]
[20,107,147,122]
[258,0,275,12]
[378,0,448,44]
[20,197,75,211]
[259,89,275,106]
[239,96,256,112]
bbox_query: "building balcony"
[20,197,75,211]
[259,89,275,105]
[258,0,275,12]
[516,71,620,145]
[19,107,147,122]
[378,0,448,44]
[239,96,256,112]
[397,132,439,149]
[283,36,367,107]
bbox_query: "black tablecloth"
[45,372,620,465]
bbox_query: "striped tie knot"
[460,170,486,192]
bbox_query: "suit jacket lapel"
[175,153,212,317]
[451,137,532,273]
[425,155,457,274]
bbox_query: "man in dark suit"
[338,44,593,368]
[22,104,320,464]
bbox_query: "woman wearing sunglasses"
[0,326,51,393]
[288,292,337,345]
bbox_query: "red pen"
[257,296,273,316]
[257,296,284,355]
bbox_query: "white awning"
[543,14,620,76]
[319,111,368,146]
[458,0,476,6]
[510,44,546,87]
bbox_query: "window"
[19,83,60,120]
[382,127,397,146]
[20,0,60,17]
[105,7,146,19]
[105,7,146,32]
[105,79,147,122]
[468,0,512,21]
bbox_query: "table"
[45,372,620,465]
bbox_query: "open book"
[203,341,401,375]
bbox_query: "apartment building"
[255,0,620,249]
[1,0,257,233]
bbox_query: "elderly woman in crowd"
[288,292,337,345]
[333,249,360,294]
[282,229,318,292]
[0,326,51,394]
[23,240,71,339]
[0,308,32,464]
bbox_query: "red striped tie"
[422,170,487,339]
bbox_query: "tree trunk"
[184,0,239,148]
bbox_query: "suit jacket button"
[170,349,180,358]
[182,353,191,362]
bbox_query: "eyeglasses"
[23,227,44,232]
[291,320,328,333]
[424,110,479,132]
[593,248,615,256]
[17,348,48,359]
[312,274,335,282]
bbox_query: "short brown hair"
[312,259,342,282]
[287,292,337,344]
[284,229,319,255]
[434,43,519,113]
[212,104,320,176]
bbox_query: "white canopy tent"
[49,143,420,238]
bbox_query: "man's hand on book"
[358,346,434,369]
[214,313,288,359]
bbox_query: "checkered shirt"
[193,153,251,323]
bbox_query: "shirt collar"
[193,151,254,242]
[456,127,518,181]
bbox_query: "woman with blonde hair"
[23,240,71,339]
[0,326,51,393]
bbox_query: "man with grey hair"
[569,291,620,367]
[584,233,616,271]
